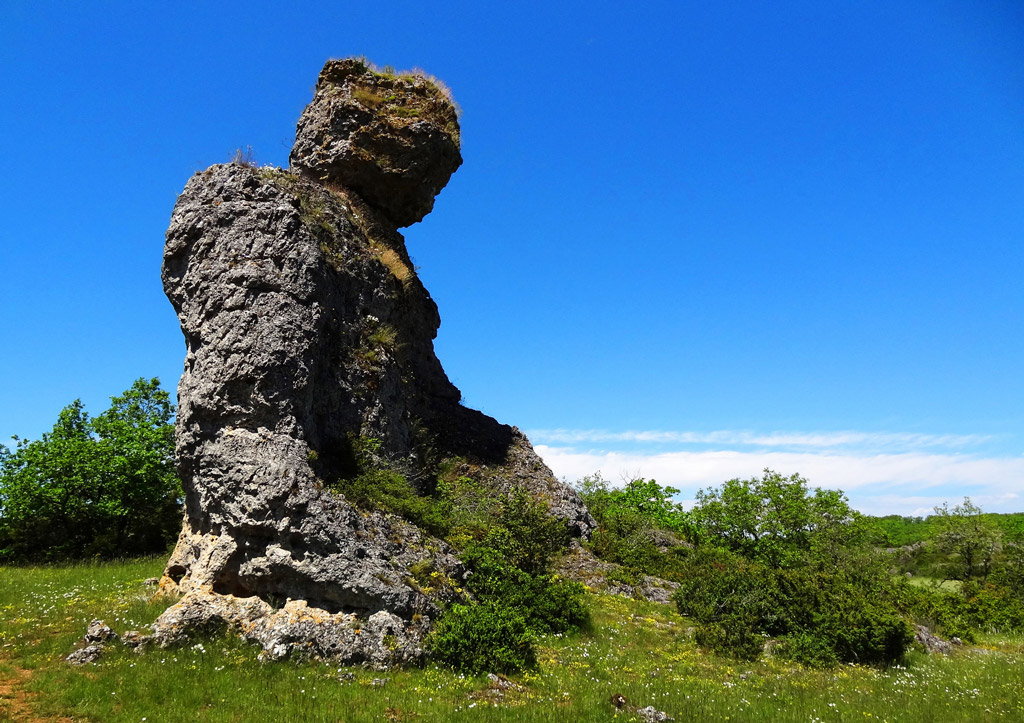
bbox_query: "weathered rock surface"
[290,59,462,228]
[636,705,675,722]
[557,543,679,604]
[66,644,104,666]
[66,619,119,665]
[153,59,594,663]
[914,624,954,655]
[153,592,425,667]
[84,619,118,644]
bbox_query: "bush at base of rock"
[423,489,590,673]
[426,603,537,674]
[332,467,452,539]
[461,543,589,635]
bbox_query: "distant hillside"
[864,511,1024,547]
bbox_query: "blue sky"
[1,1,1021,516]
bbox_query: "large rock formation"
[152,59,594,665]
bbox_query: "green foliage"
[431,473,497,539]
[813,600,913,667]
[427,487,587,673]
[576,474,690,580]
[991,543,1024,591]
[864,511,1024,548]
[587,504,660,569]
[695,615,766,662]
[905,577,1024,639]
[674,545,913,667]
[460,543,588,635]
[863,514,937,547]
[689,469,863,568]
[0,379,181,561]
[668,472,915,667]
[428,583,533,673]
[483,488,569,575]
[577,473,686,533]
[931,497,1002,582]
[332,467,450,538]
[780,631,839,668]
[330,452,585,673]
[428,477,586,672]
[674,548,779,631]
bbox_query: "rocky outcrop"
[290,60,461,228]
[152,58,593,663]
[66,620,119,665]
[556,544,679,604]
[914,625,957,655]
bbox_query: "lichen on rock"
[151,58,594,664]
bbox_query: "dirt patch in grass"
[0,657,73,722]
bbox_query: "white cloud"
[527,428,994,452]
[534,443,1024,517]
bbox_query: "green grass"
[2,558,1023,722]
[905,576,963,592]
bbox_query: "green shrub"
[905,579,1024,639]
[582,483,691,583]
[674,547,912,667]
[425,484,588,671]
[588,506,660,567]
[781,631,838,668]
[526,576,589,633]
[675,548,786,634]
[824,605,913,666]
[577,474,687,534]
[332,468,450,538]
[426,603,537,673]
[695,614,765,661]
[335,455,586,671]
[492,489,570,575]
[461,540,589,634]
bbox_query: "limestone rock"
[153,591,424,668]
[290,58,462,228]
[121,630,149,650]
[84,619,118,644]
[636,706,674,722]
[153,59,594,663]
[914,625,953,654]
[66,645,104,666]
[66,619,119,665]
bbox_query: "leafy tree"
[577,474,686,532]
[689,469,863,568]
[671,470,918,666]
[575,474,690,578]
[674,517,913,667]
[932,497,1002,582]
[0,378,181,561]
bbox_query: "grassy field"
[2,558,1023,722]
